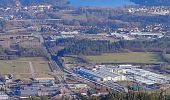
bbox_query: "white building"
[69,84,89,89]
[0,92,9,100]
[110,32,134,40]
[95,65,169,85]
[122,68,170,85]
[61,31,79,35]
[130,32,164,38]
[74,67,126,82]
[95,67,127,82]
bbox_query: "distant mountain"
[130,0,170,6]
[0,0,15,7]
[19,0,68,6]
[0,0,68,7]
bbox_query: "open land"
[84,52,165,64]
[164,54,170,59]
[0,57,52,80]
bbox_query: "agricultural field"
[85,52,165,64]
[164,54,170,60]
[0,57,52,80]
[64,56,87,64]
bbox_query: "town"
[0,0,169,100]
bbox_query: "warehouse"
[0,92,9,100]
[95,67,127,82]
[74,67,126,82]
[74,65,170,85]
[121,68,170,85]
[130,32,164,38]
[73,68,102,81]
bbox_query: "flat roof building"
[0,92,9,100]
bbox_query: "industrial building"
[95,67,126,82]
[74,65,170,85]
[61,31,79,35]
[123,68,170,85]
[130,32,164,38]
[111,66,170,85]
[0,92,9,100]
[68,84,89,89]
[73,67,126,82]
[73,68,101,82]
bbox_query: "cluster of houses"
[0,76,61,99]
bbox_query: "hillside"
[0,0,68,7]
[130,0,170,6]
[19,0,68,6]
[0,0,15,7]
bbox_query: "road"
[29,61,36,78]
[43,37,126,93]
[19,61,36,78]
[43,37,65,82]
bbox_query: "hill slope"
[0,0,68,7]
[0,0,15,7]
[19,0,67,6]
[130,0,170,6]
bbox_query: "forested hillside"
[56,38,170,56]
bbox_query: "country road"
[29,61,36,78]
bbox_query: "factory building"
[74,67,126,82]
[68,84,89,89]
[0,92,9,100]
[61,31,79,35]
[74,65,170,85]
[112,67,170,85]
[124,68,169,84]
[73,68,101,82]
[130,32,164,38]
[96,67,126,82]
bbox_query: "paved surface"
[29,61,36,78]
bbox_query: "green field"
[0,60,30,79]
[64,56,87,64]
[0,57,52,80]
[164,54,170,59]
[18,57,52,78]
[85,52,165,64]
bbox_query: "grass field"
[164,54,170,60]
[85,52,165,64]
[64,56,87,64]
[0,57,52,80]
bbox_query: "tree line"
[79,91,170,100]
[56,37,170,56]
[0,45,47,60]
